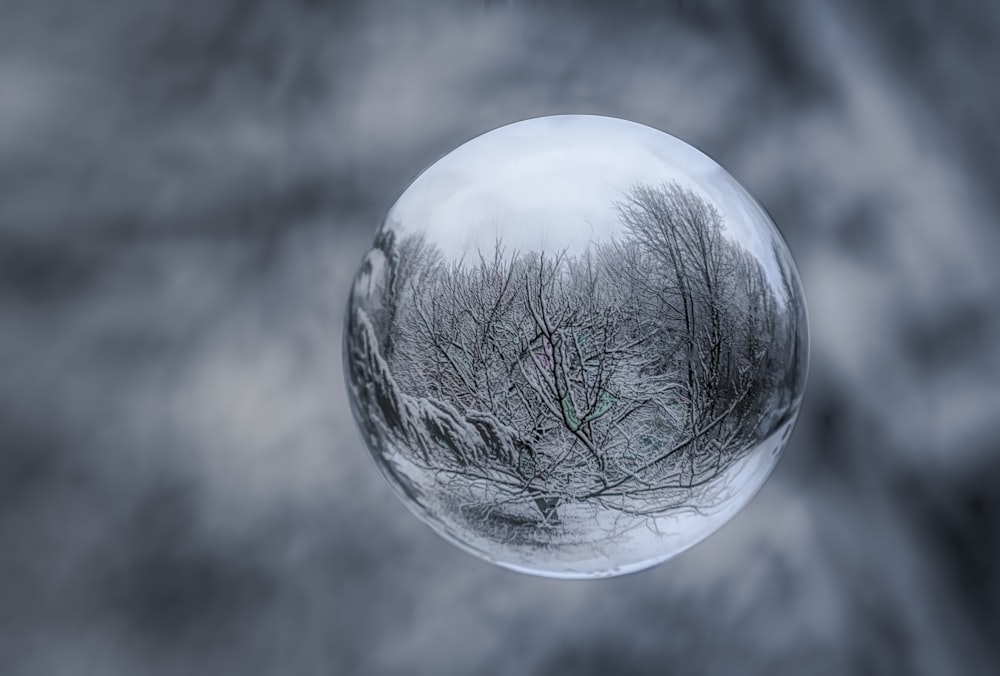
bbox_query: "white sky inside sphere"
[387,115,786,293]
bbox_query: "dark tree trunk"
[534,496,561,524]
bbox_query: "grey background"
[1,0,998,674]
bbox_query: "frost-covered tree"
[348,182,794,529]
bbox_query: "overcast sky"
[389,114,788,293]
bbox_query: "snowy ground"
[373,418,793,578]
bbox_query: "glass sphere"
[344,115,808,578]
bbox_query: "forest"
[347,182,802,533]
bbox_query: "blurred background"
[1,0,999,673]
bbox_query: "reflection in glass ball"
[344,115,808,578]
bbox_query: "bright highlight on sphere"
[344,115,808,578]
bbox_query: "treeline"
[354,182,798,521]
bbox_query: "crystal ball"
[344,115,808,578]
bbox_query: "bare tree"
[348,182,795,535]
